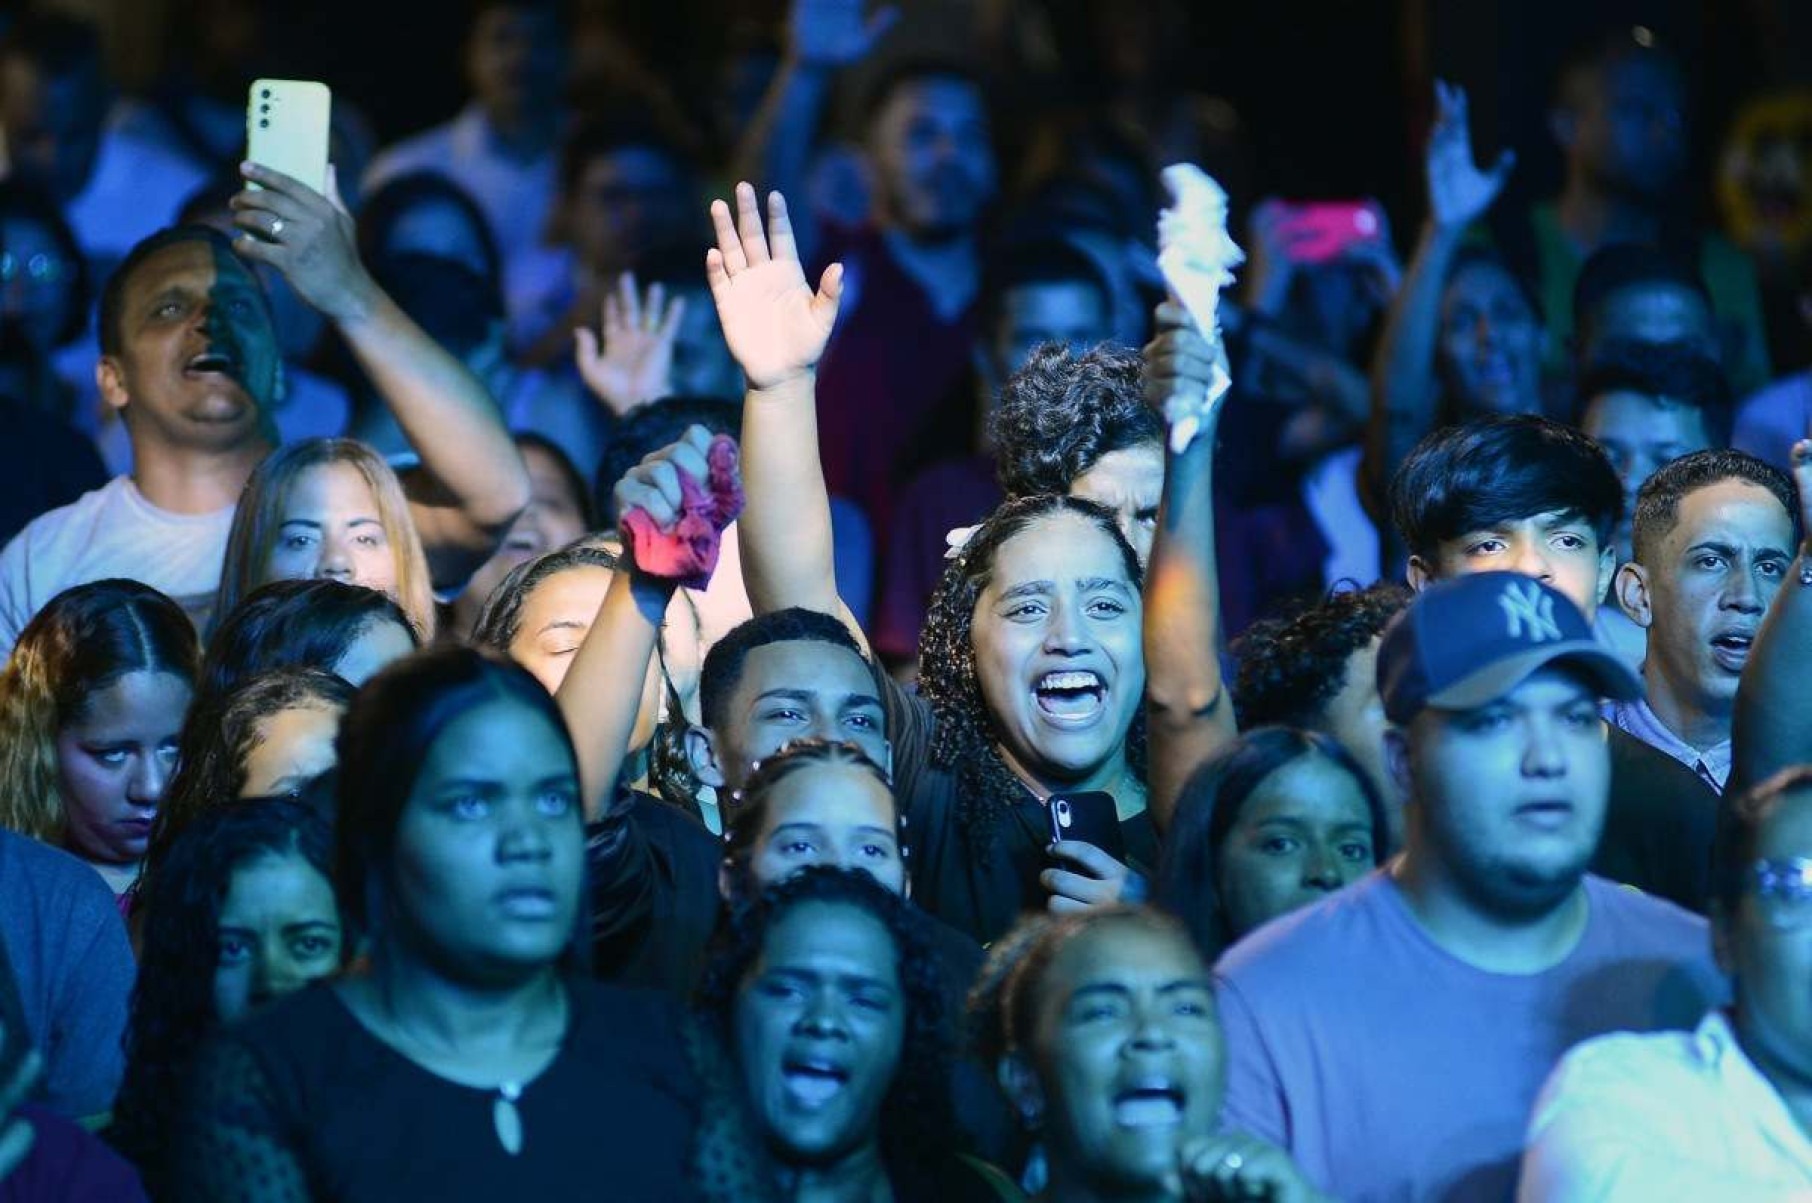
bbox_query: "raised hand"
[1144,300,1231,433]
[789,0,900,67]
[705,183,844,390]
[231,162,376,322]
[1793,436,1812,550]
[575,273,684,416]
[1425,80,1514,232]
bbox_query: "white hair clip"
[944,524,981,561]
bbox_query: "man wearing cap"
[1214,571,1720,1203]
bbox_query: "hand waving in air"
[575,273,684,416]
[788,0,900,67]
[1425,80,1515,232]
[705,183,844,390]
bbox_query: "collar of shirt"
[1604,695,1731,793]
[1693,1010,1812,1175]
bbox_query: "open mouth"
[1112,1082,1186,1129]
[1034,670,1106,724]
[1711,631,1755,669]
[185,349,242,379]
[781,1059,849,1108]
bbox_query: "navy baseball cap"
[1378,572,1641,725]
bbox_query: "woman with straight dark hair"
[1155,727,1388,960]
[173,647,699,1200]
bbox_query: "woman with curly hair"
[691,866,1007,1202]
[701,185,1235,943]
[1154,727,1388,961]
[969,907,1329,1202]
[111,797,343,1197]
[0,580,199,897]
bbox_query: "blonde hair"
[215,439,437,640]
[0,580,200,842]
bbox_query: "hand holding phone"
[1045,791,1127,859]
[246,79,331,196]
[1274,201,1385,265]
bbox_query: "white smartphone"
[246,79,331,195]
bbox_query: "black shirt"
[174,979,701,1202]
[881,670,1157,947]
[1593,725,1718,913]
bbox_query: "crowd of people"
[0,0,1809,1199]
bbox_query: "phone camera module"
[1053,799,1072,829]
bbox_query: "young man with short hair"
[1217,572,1718,1203]
[1391,414,1721,908]
[1611,450,1798,793]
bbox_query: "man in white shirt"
[0,165,531,652]
[1609,450,1799,793]
[1522,767,1812,1200]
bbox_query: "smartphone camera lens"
[258,119,270,129]
[259,104,270,113]
[260,89,271,99]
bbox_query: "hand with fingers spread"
[230,162,377,322]
[1425,80,1515,233]
[705,182,843,391]
[1174,1132,1333,1203]
[0,1022,42,1183]
[575,273,685,416]
[789,0,900,68]
[1041,840,1142,913]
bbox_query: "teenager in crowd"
[1521,766,1812,1199]
[173,647,700,1199]
[702,184,1232,943]
[197,580,418,702]
[1231,583,1411,832]
[691,866,1002,1201]
[1216,572,1718,1201]
[1155,727,1388,961]
[0,157,530,651]
[1390,414,1723,908]
[111,798,343,1197]
[0,579,198,898]
[1611,451,1798,794]
[970,907,1329,1202]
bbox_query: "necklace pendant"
[492,1083,523,1156]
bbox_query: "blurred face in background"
[868,76,996,242]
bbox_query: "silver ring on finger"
[269,217,285,238]
[1222,1153,1244,1172]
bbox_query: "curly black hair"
[1231,583,1410,730]
[918,494,1147,858]
[694,867,956,1195]
[110,797,338,1194]
[990,344,1161,500]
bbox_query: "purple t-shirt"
[1214,872,1719,1203]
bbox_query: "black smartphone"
[1046,791,1126,861]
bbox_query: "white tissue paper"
[1156,164,1242,453]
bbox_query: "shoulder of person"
[4,477,124,551]
[1212,871,1392,988]
[0,829,117,916]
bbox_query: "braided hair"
[917,494,1147,857]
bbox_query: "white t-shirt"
[0,477,234,653]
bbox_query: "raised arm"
[231,163,529,588]
[1142,301,1237,832]
[1731,436,1812,791]
[554,432,718,821]
[730,0,898,266]
[1364,82,1513,550]
[705,183,863,639]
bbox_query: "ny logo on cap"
[1498,580,1562,642]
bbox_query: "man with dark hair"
[1518,27,1770,395]
[1233,582,1412,838]
[1522,768,1812,1196]
[363,0,566,267]
[735,0,998,545]
[0,169,531,650]
[1390,414,1720,908]
[1577,337,1730,561]
[1218,572,1717,1202]
[0,13,207,277]
[875,240,1118,666]
[1610,450,1798,793]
